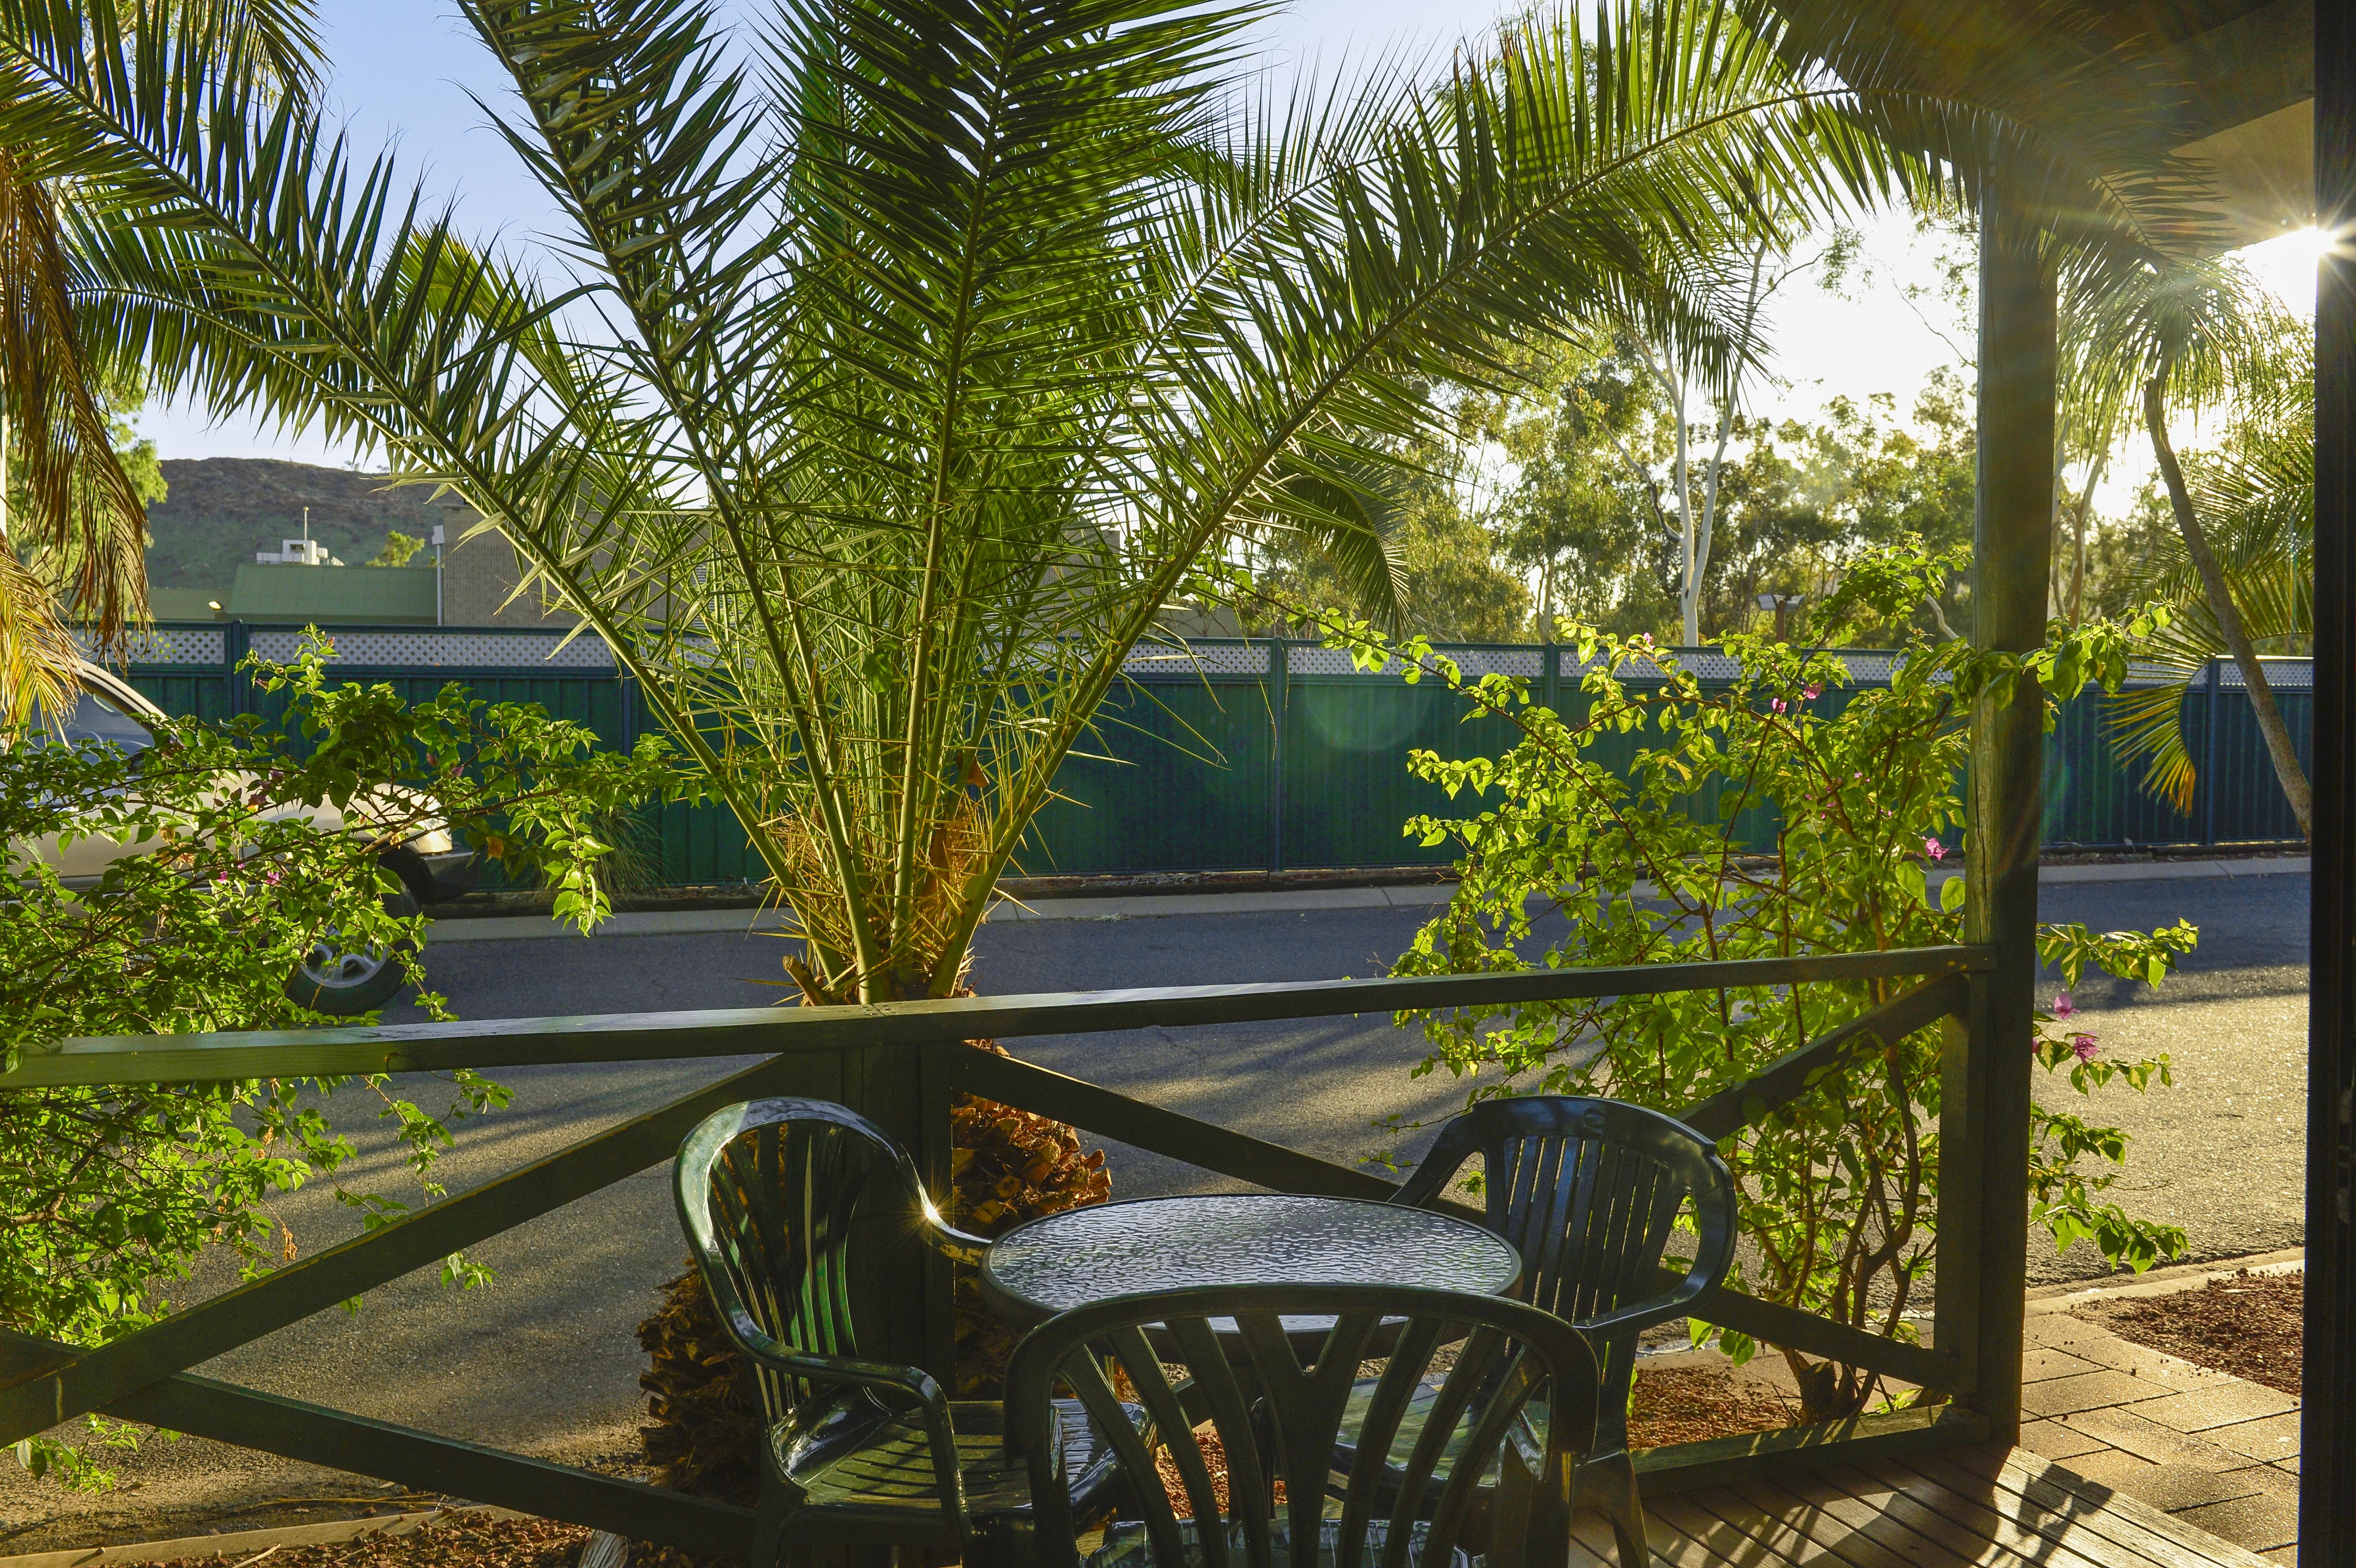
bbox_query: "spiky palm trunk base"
[945,1048,1113,1394]
[634,1044,1109,1509]
[636,1264,765,1508]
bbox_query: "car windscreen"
[26,686,161,755]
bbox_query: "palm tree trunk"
[2144,373,2312,838]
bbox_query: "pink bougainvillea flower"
[2053,992,2075,1019]
[1923,836,1946,861]
[1803,683,1823,700]
[2071,1033,2100,1062]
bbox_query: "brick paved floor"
[1647,1255,2309,1563]
[2018,1283,2302,1563]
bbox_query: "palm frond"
[1262,447,1409,630]
[0,0,324,659]
[0,540,78,728]
[178,0,323,95]
[0,145,148,642]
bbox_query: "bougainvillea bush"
[0,639,681,1484]
[1324,548,2194,1422]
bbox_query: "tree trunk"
[2146,373,2313,838]
[2065,448,2105,626]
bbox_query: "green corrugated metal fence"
[119,625,2312,889]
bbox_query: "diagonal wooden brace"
[1677,972,1969,1141]
[1659,1269,1962,1391]
[0,1046,822,1446]
[0,1325,754,1557]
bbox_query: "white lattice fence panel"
[1560,652,1679,682]
[1122,642,1269,676]
[1824,652,1900,685]
[86,627,227,665]
[248,629,616,669]
[2221,659,2313,688]
[2114,660,2190,689]
[1554,649,1912,687]
[1286,646,1545,678]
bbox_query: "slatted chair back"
[1005,1283,1599,1568]
[1396,1098,1733,1326]
[674,1097,935,1421]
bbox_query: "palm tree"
[2104,357,2312,809]
[0,0,2200,1002]
[2069,258,2312,836]
[0,0,320,726]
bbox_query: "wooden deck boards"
[1565,1446,2278,1568]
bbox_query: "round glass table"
[980,1193,1522,1355]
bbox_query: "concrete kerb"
[419,880,1459,941]
[0,1507,529,1568]
[2028,1248,2308,1313]
[420,855,2311,942]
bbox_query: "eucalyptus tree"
[0,0,318,726]
[2070,259,2312,836]
[7,0,1990,1002]
[1614,218,1839,646]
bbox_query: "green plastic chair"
[675,1098,1139,1568]
[1005,1282,1603,1568]
[1376,1097,1739,1568]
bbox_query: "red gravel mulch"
[1629,1366,1796,1448]
[144,1516,592,1568]
[2074,1270,2304,1396]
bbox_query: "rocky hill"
[144,458,454,591]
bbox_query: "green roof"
[148,587,223,621]
[226,564,438,625]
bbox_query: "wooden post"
[1945,172,2056,1446]
[2306,2,2356,1559]
[917,1042,961,1383]
[1269,639,1290,873]
[843,1040,937,1372]
[2203,659,2222,846]
[225,619,251,717]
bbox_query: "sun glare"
[2234,225,2336,313]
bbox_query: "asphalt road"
[0,870,2307,1544]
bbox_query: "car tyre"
[286,886,421,1016]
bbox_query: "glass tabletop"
[979,1193,1522,1329]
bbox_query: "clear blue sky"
[136,0,2315,498]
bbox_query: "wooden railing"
[0,945,1999,1554]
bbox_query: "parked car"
[14,660,479,1014]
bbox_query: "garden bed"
[2073,1270,2303,1395]
[1628,1365,1798,1448]
[137,1516,589,1568]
